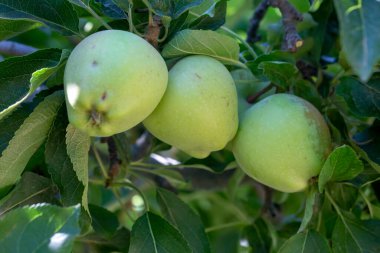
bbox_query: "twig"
[0,41,37,56]
[246,0,303,52]
[247,84,274,104]
[145,15,161,48]
[247,0,270,43]
[103,137,121,187]
[268,0,303,52]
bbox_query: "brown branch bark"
[247,0,270,43]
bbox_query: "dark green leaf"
[45,105,84,206]
[75,228,130,252]
[246,51,295,77]
[0,172,55,215]
[333,0,380,81]
[93,0,125,19]
[89,204,119,238]
[0,204,81,253]
[278,230,331,253]
[352,121,380,173]
[129,212,192,253]
[0,19,40,40]
[258,61,299,89]
[157,188,211,253]
[0,0,79,35]
[332,214,380,253]
[162,29,243,68]
[0,48,65,120]
[351,166,380,187]
[243,218,272,253]
[0,91,64,197]
[146,0,203,19]
[318,145,363,192]
[0,102,36,154]
[329,184,358,210]
[190,0,226,30]
[336,76,380,119]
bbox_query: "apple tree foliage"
[0,0,380,252]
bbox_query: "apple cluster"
[64,30,331,193]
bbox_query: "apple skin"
[143,55,238,159]
[64,30,168,136]
[232,94,331,192]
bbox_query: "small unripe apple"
[64,30,168,136]
[232,94,331,192]
[143,55,238,158]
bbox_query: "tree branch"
[0,41,37,56]
[247,0,270,43]
[246,0,303,52]
[102,137,121,187]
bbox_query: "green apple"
[232,94,331,192]
[64,30,168,136]
[143,55,238,159]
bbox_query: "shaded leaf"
[0,102,36,154]
[0,172,55,215]
[75,228,130,252]
[0,204,81,253]
[89,204,119,238]
[279,230,331,253]
[299,186,322,232]
[0,91,64,197]
[329,184,358,210]
[0,19,40,40]
[333,0,380,81]
[0,49,66,120]
[146,0,203,19]
[129,212,191,253]
[243,218,272,253]
[352,120,380,173]
[45,105,84,206]
[319,145,363,192]
[190,0,226,30]
[162,29,243,67]
[0,0,79,34]
[157,188,211,253]
[332,213,380,253]
[351,167,380,187]
[336,76,380,119]
[66,124,90,212]
[258,61,299,89]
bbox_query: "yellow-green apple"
[232,93,331,192]
[144,55,238,158]
[64,30,168,136]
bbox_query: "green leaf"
[0,0,79,35]
[0,204,80,253]
[0,172,55,215]
[162,29,244,68]
[318,145,364,192]
[258,61,299,89]
[129,212,192,253]
[351,167,380,187]
[278,230,331,253]
[336,76,380,119]
[190,0,226,30]
[156,188,211,253]
[0,102,36,154]
[76,228,130,252]
[0,19,40,40]
[243,218,272,253]
[298,186,322,232]
[0,49,66,121]
[332,214,380,253]
[66,124,90,212]
[0,91,64,197]
[45,105,84,206]
[246,51,295,77]
[89,204,119,238]
[329,184,358,210]
[333,0,380,81]
[146,0,203,19]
